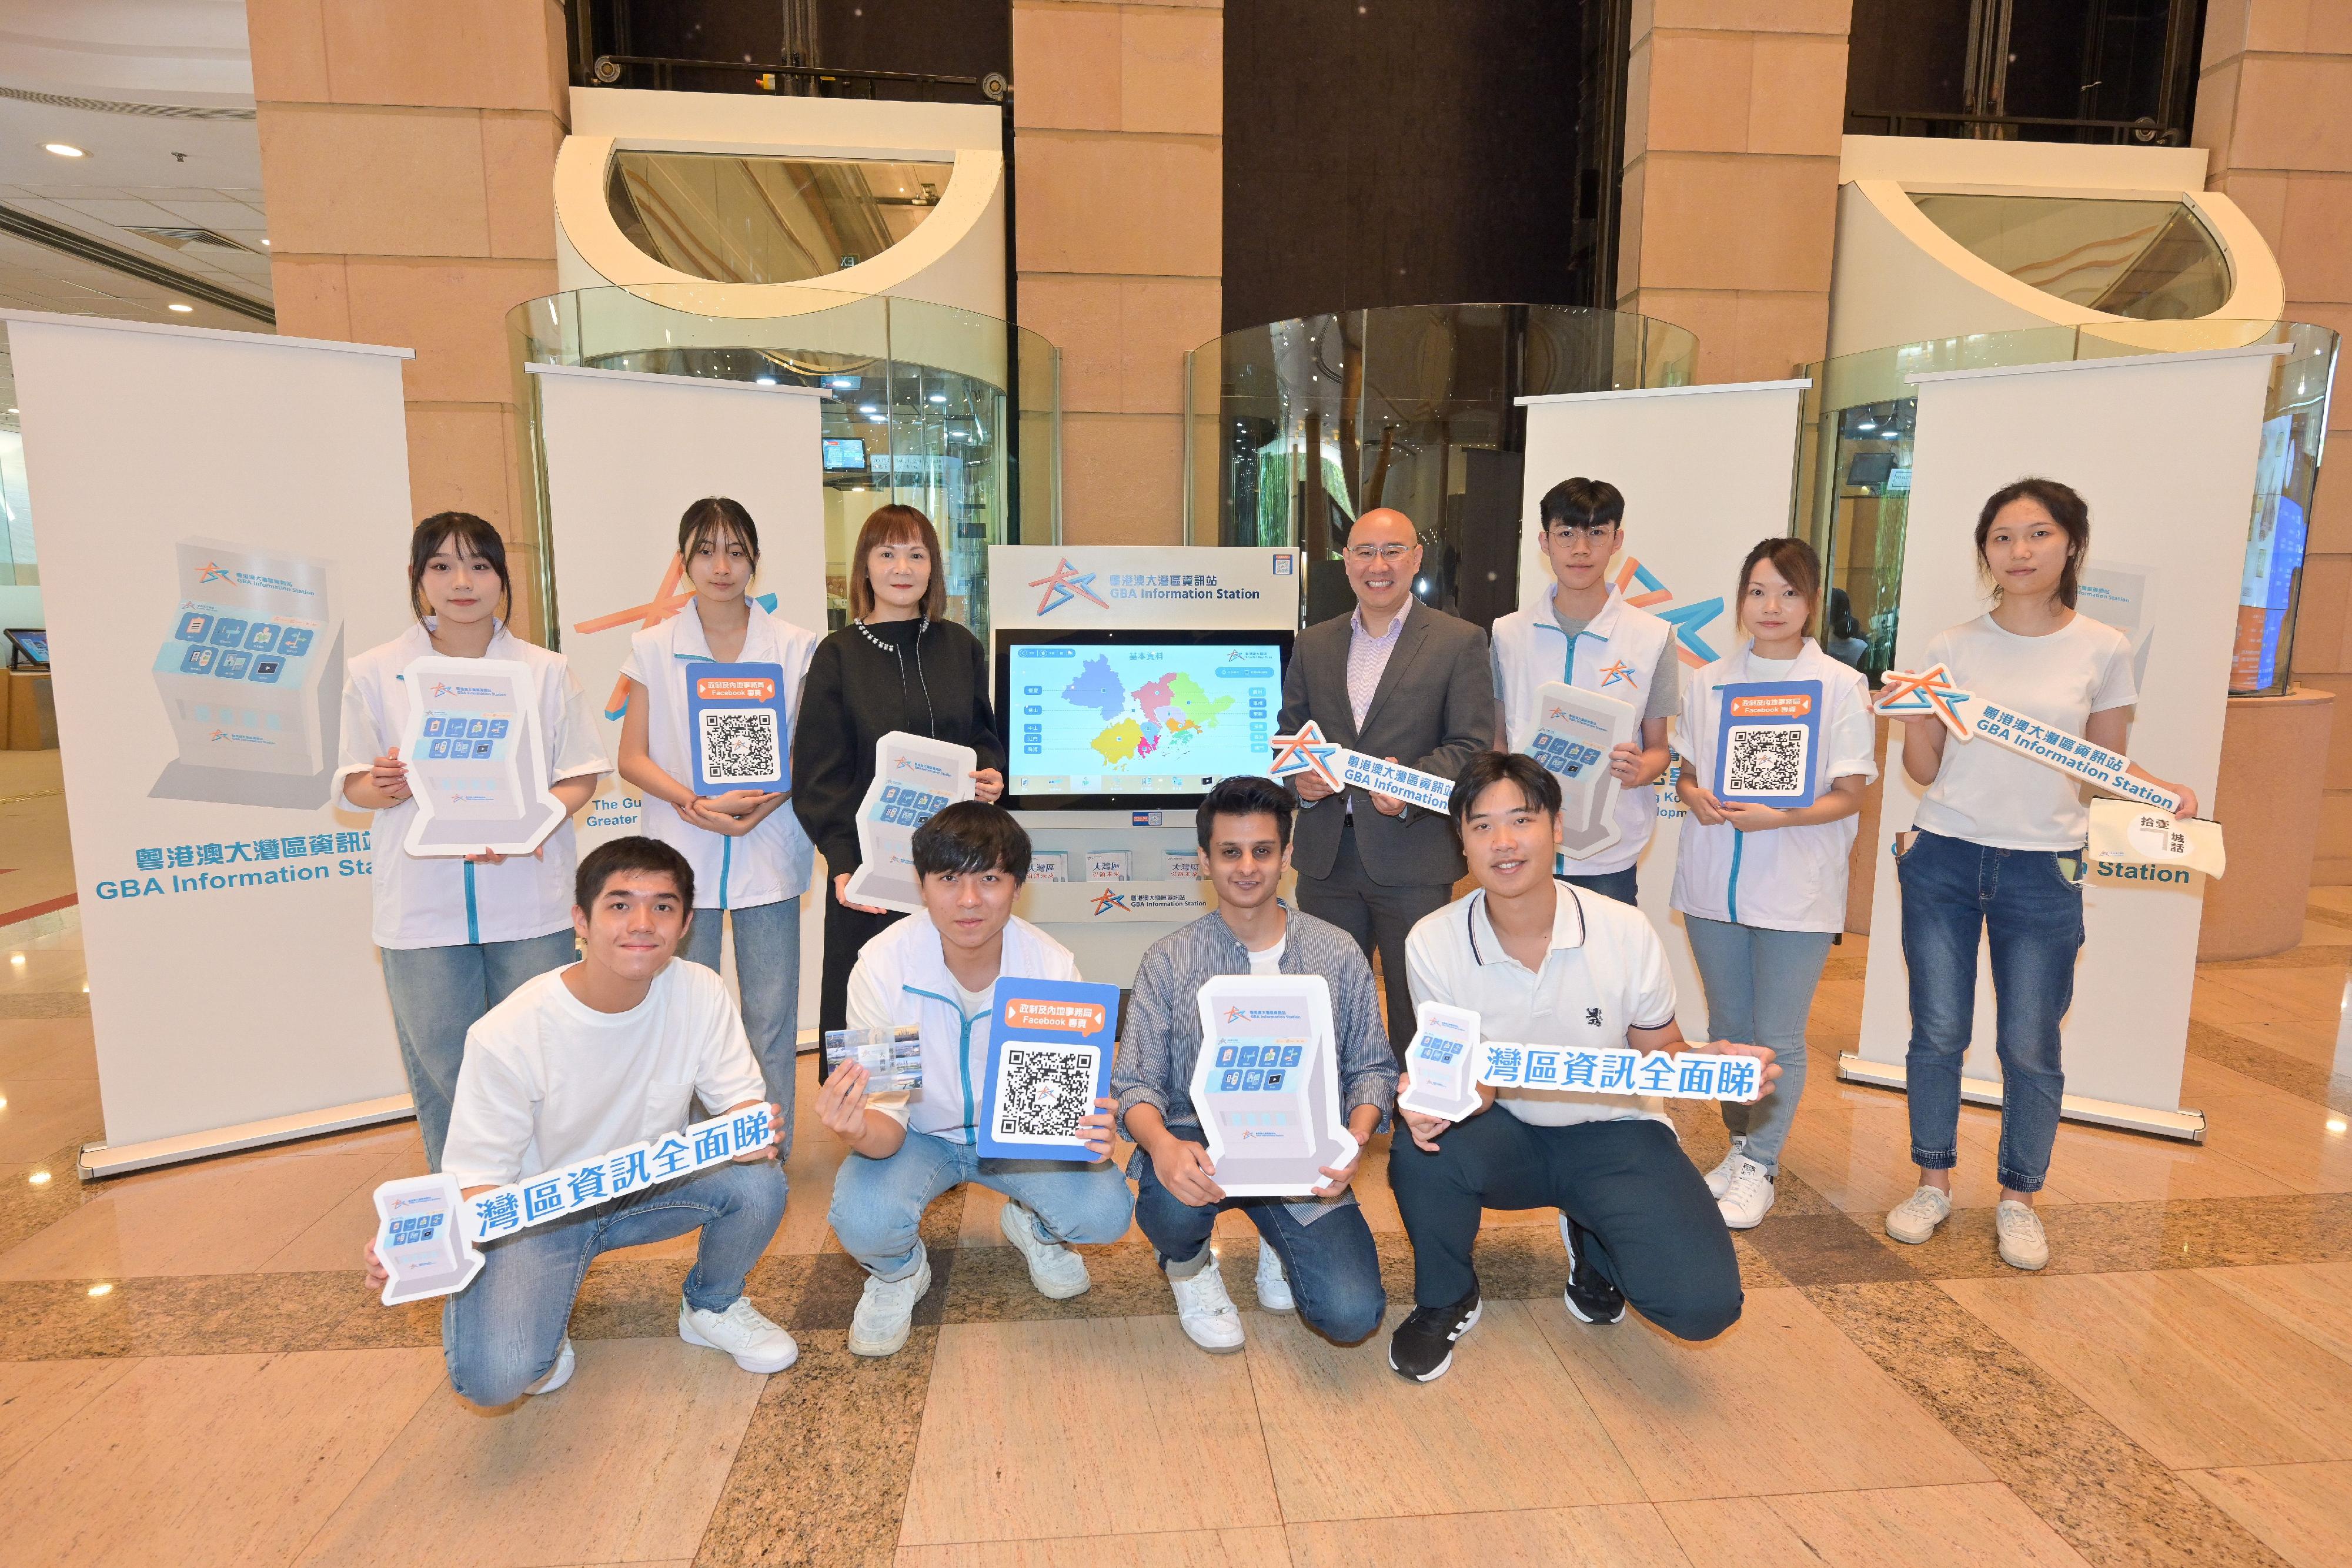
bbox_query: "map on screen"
[1005,638,1279,797]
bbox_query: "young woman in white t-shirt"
[1672,539,1876,1230]
[1882,479,2194,1271]
[617,498,821,1129]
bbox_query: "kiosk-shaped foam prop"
[1190,974,1357,1196]
[398,655,567,858]
[843,731,977,915]
[1532,681,1638,861]
[1399,1002,1485,1122]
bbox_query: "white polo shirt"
[1405,879,1678,1129]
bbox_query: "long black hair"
[1975,477,2089,610]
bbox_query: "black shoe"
[1559,1215,1627,1325]
[1388,1281,1482,1382]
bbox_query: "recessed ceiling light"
[43,142,85,158]
[167,303,193,313]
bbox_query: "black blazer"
[1276,601,1496,885]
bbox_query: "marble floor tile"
[1248,1300,1642,1522]
[0,1354,136,1473]
[1282,1504,1690,1567]
[3,1348,445,1568]
[0,1015,97,1079]
[1942,1271,2352,1468]
[2038,1115,2296,1203]
[1865,1193,2352,1280]
[1739,1211,1919,1285]
[1659,1483,2092,1567]
[2197,1260,2352,1365]
[259,1139,430,1272]
[2193,1074,2352,1193]
[2181,1461,2352,1568]
[897,1527,1292,1568]
[0,1072,99,1162]
[1535,1287,1986,1501]
[2186,1020,2352,1115]
[899,1316,1279,1545]
[1772,1091,2045,1215]
[296,1338,767,1568]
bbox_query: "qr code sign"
[700,710,781,785]
[993,1042,1099,1144]
[1725,723,1808,797]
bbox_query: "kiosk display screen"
[997,627,1293,808]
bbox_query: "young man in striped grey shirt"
[1112,774,1398,1353]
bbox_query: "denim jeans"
[683,896,801,1154]
[442,1159,787,1406]
[1130,1128,1385,1344]
[827,1126,1135,1281]
[1897,829,2085,1193]
[1681,915,1833,1173]
[1559,863,1639,907]
[380,930,578,1169]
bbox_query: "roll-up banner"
[4,312,418,1174]
[1852,345,2280,1139]
[530,363,828,1031]
[1514,381,1811,1038]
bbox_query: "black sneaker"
[1559,1215,1627,1325]
[1388,1282,1482,1382]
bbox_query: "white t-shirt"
[1247,932,1287,975]
[1405,881,1679,1129]
[1912,613,2137,851]
[953,978,995,1018]
[440,958,765,1189]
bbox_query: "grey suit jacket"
[1277,601,1496,886]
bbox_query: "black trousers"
[1388,1109,1743,1342]
[816,891,906,1080]
[1296,816,1452,1057]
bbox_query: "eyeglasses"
[1344,543,1415,564]
[1546,524,1618,544]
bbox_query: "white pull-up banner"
[1515,380,1810,1037]
[1850,345,2278,1139]
[6,312,418,1172]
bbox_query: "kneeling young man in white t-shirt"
[1386,753,1781,1382]
[365,835,796,1405]
[818,802,1136,1357]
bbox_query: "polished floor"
[2,804,2351,1566]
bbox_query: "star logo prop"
[1874,664,1975,738]
[572,561,778,721]
[1090,888,1130,915]
[1029,557,1108,616]
[1615,557,1724,667]
[1268,722,1344,793]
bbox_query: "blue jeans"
[1130,1128,1386,1344]
[380,930,577,1169]
[1560,864,1639,907]
[1681,916,1833,1173]
[1897,830,2085,1193]
[442,1159,787,1406]
[828,1126,1135,1281]
[683,896,801,1154]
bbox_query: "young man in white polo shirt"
[1385,753,1778,1381]
[366,835,798,1405]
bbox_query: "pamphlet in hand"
[823,1024,924,1091]
[979,978,1121,1161]
[843,731,978,913]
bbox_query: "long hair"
[678,496,760,575]
[1975,477,2089,610]
[1734,537,1823,626]
[848,504,947,622]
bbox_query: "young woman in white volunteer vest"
[1885,478,2194,1271]
[1671,538,1875,1228]
[1489,477,1677,907]
[617,497,821,1130]
[337,513,610,1168]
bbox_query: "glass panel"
[605,151,954,285]
[1909,193,2231,320]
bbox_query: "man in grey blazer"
[1277,507,1497,1053]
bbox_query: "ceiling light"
[858,404,880,416]
[928,393,946,403]
[43,142,85,158]
[754,375,776,385]
[167,303,193,313]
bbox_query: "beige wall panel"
[1630,152,1839,293]
[1016,133,1221,277]
[342,256,559,405]
[1018,274,1124,413]
[1641,32,1753,154]
[1059,413,1182,545]
[1651,0,1852,35]
[1747,34,1849,156]
[1121,9,1222,136]
[318,0,570,113]
[256,105,492,258]
[1011,6,1123,131]
[481,111,566,262]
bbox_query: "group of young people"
[352,464,2184,1403]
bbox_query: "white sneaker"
[1996,1200,2050,1271]
[1885,1185,1953,1244]
[1167,1249,1247,1353]
[680,1296,800,1374]
[1703,1136,1749,1199]
[524,1336,574,1395]
[1255,1241,1295,1312]
[849,1245,933,1358]
[1715,1155,1776,1230]
[999,1199,1091,1300]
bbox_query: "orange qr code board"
[1728,692,1812,718]
[696,676,776,703]
[1003,998,1107,1033]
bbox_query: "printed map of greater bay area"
[1061,654,1235,768]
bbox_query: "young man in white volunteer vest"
[1489,477,1677,907]
[365,835,797,1405]
[816,802,1135,1356]
[1384,753,1776,1382]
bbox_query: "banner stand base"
[1837,1053,2206,1144]
[80,1093,416,1180]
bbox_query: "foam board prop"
[1529,681,1639,860]
[978,979,1122,1161]
[842,731,977,914]
[372,1103,777,1304]
[1190,974,1357,1196]
[1711,681,1824,808]
[2087,800,2227,878]
[687,662,789,793]
[396,656,568,857]
[1476,1042,1765,1102]
[1398,1002,1486,1122]
[1267,722,1457,814]
[1873,664,2185,814]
